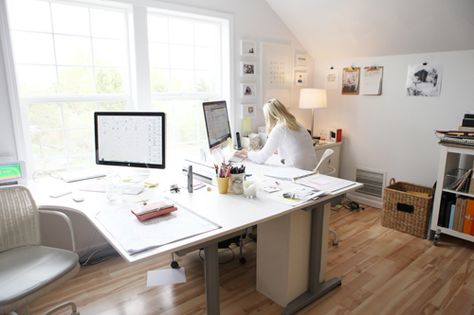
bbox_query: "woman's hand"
[234,148,248,159]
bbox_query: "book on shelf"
[453,197,466,232]
[448,203,456,229]
[462,199,474,235]
[439,193,455,227]
[470,163,474,194]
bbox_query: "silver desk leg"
[204,243,220,315]
[283,203,341,315]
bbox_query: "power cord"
[198,247,235,265]
[79,245,118,266]
[340,197,365,211]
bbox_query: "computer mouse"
[72,193,85,202]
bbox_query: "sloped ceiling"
[265,0,474,59]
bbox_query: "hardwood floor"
[30,207,474,315]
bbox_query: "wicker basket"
[382,179,433,238]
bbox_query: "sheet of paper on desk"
[96,204,220,255]
[244,158,311,180]
[264,181,325,206]
[296,174,355,193]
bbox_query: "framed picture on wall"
[295,53,309,67]
[341,67,360,95]
[241,62,256,77]
[295,71,308,87]
[240,83,256,98]
[241,104,257,118]
[406,63,443,97]
[240,40,257,57]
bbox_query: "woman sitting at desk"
[237,99,316,171]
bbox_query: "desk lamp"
[298,88,327,138]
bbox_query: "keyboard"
[79,181,144,195]
[184,158,214,169]
[60,169,106,183]
[229,155,245,163]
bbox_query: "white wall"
[311,49,474,187]
[0,35,17,160]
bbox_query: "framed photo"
[341,67,360,95]
[295,71,308,87]
[240,83,256,98]
[406,63,442,97]
[241,40,257,57]
[241,62,256,77]
[241,104,257,118]
[295,53,309,67]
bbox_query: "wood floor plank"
[28,207,474,315]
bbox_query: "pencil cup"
[216,177,229,194]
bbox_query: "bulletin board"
[261,42,293,107]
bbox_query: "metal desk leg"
[283,203,341,315]
[204,243,220,315]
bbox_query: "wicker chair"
[0,185,80,315]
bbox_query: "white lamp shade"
[299,88,327,109]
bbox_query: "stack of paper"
[96,201,220,255]
[263,180,326,206]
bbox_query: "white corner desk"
[31,162,361,315]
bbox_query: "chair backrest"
[313,148,335,174]
[0,185,40,253]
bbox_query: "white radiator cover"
[349,168,386,209]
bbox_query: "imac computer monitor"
[95,112,166,169]
[203,101,231,150]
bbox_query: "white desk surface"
[30,162,362,263]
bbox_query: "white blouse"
[248,123,316,171]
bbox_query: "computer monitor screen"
[95,112,165,169]
[0,162,22,183]
[203,101,231,149]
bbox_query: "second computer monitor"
[95,112,166,169]
[203,101,231,150]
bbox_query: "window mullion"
[131,5,151,110]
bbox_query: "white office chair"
[313,148,336,176]
[313,149,338,246]
[0,185,80,315]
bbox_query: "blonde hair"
[263,99,300,134]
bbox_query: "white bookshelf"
[431,143,474,244]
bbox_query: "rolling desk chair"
[0,185,80,315]
[313,149,339,246]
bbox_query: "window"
[5,0,230,172]
[147,10,230,157]
[7,0,131,171]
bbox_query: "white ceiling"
[265,0,474,60]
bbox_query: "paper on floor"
[147,267,186,287]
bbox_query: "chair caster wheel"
[170,261,180,269]
[239,257,246,264]
[433,229,441,246]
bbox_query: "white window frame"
[1,0,233,175]
[2,0,135,171]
